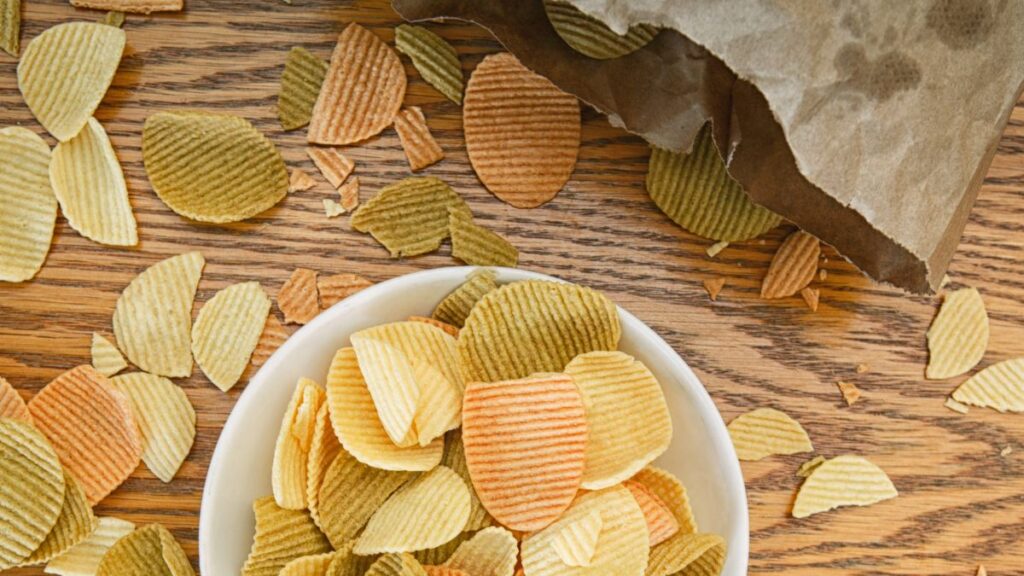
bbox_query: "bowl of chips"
[199,266,748,575]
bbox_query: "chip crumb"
[944,396,969,414]
[819,268,828,281]
[836,381,861,406]
[941,274,952,288]
[323,199,344,218]
[796,455,826,477]
[278,268,320,324]
[289,168,317,192]
[703,278,725,301]
[856,363,869,374]
[339,176,360,212]
[706,240,729,258]
[1000,445,1013,457]
[307,147,355,189]
[800,287,820,312]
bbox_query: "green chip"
[543,0,658,60]
[395,24,463,104]
[278,47,328,131]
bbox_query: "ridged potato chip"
[550,510,601,567]
[109,372,195,483]
[624,480,677,547]
[308,23,406,145]
[290,168,317,193]
[95,523,193,576]
[279,47,328,131]
[647,125,782,242]
[0,126,56,283]
[365,553,427,576]
[307,402,341,529]
[23,471,97,566]
[242,496,331,576]
[646,532,725,576]
[28,365,142,505]
[143,111,288,223]
[458,280,621,383]
[279,268,320,325]
[448,210,518,268]
[319,273,373,309]
[281,552,335,576]
[761,230,819,299]
[463,52,580,208]
[352,177,471,258]
[91,333,127,377]
[44,516,135,576]
[394,107,444,171]
[542,0,658,60]
[339,177,360,212]
[441,430,491,531]
[50,117,137,246]
[273,378,326,510]
[1,0,19,56]
[432,269,497,328]
[462,373,587,531]
[308,147,355,188]
[69,0,182,14]
[192,281,271,391]
[251,313,289,369]
[0,376,30,421]
[631,466,697,535]
[394,24,463,104]
[17,22,125,141]
[727,407,813,462]
[792,455,897,518]
[926,287,989,380]
[443,526,517,576]
[412,533,472,567]
[113,251,205,378]
[951,358,1024,413]
[410,316,459,338]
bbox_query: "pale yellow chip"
[926,287,989,380]
[647,532,726,576]
[0,126,57,283]
[0,376,30,421]
[17,22,125,141]
[727,407,813,461]
[761,231,819,299]
[448,210,518,268]
[95,523,194,576]
[631,466,697,535]
[441,429,491,531]
[273,378,326,510]
[191,281,272,391]
[290,168,317,193]
[543,0,658,60]
[44,517,135,576]
[442,526,517,576]
[795,455,826,478]
[394,107,444,172]
[279,47,328,132]
[307,147,355,189]
[550,510,601,567]
[242,496,331,576]
[112,251,205,378]
[354,466,471,555]
[109,372,196,483]
[1,0,20,56]
[70,0,182,14]
[90,333,127,377]
[324,199,345,218]
[432,269,497,328]
[792,455,897,518]
[951,357,1024,413]
[23,471,97,566]
[50,117,137,246]
[365,553,427,576]
[394,24,463,104]
[280,552,335,576]
[318,273,373,309]
[279,268,320,325]
[306,402,341,530]
[250,313,289,370]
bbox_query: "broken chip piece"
[251,313,289,369]
[191,281,272,391]
[926,287,989,380]
[394,24,463,104]
[727,407,813,461]
[70,0,182,14]
[323,199,345,218]
[1,0,20,56]
[339,177,360,212]
[448,210,518,268]
[289,168,317,193]
[0,126,57,283]
[702,278,725,301]
[278,268,320,325]
[109,372,196,483]
[761,230,820,299]
[394,107,444,171]
[279,47,328,131]
[836,380,861,406]
[307,147,355,189]
[543,0,659,60]
[792,455,897,518]
[91,333,127,377]
[318,273,373,309]
[951,357,1024,413]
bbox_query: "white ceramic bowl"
[199,267,748,575]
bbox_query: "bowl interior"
[199,267,748,575]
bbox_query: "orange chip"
[462,373,587,531]
[423,567,468,576]
[394,107,444,171]
[307,147,355,189]
[289,168,317,193]
[801,287,820,311]
[27,365,142,505]
[279,268,320,325]
[251,313,290,369]
[318,273,373,309]
[0,376,30,421]
[624,480,679,547]
[702,278,725,302]
[408,316,459,338]
[339,177,360,212]
[69,0,181,13]
[837,381,861,406]
[761,230,820,299]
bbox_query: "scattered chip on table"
[926,287,989,380]
[646,532,726,576]
[69,0,182,14]
[251,313,289,369]
[44,516,135,576]
[289,168,317,193]
[1,0,20,56]
[800,287,820,311]
[448,210,518,268]
[192,281,272,391]
[273,378,326,510]
[792,455,897,518]
[90,333,127,377]
[242,496,331,576]
[761,230,820,299]
[339,176,360,212]
[624,480,679,547]
[307,147,355,189]
[278,268,320,325]
[836,380,861,406]
[323,199,345,218]
[279,46,328,131]
[0,126,57,283]
[109,372,196,483]
[318,273,373,309]
[727,407,813,461]
[542,0,659,59]
[394,106,444,171]
[0,376,30,421]
[950,357,1024,413]
[432,268,498,328]
[706,240,729,258]
[442,526,517,576]
[95,523,194,576]
[856,363,869,374]
[24,471,96,565]
[394,24,463,104]
[943,396,970,414]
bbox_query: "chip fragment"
[394,107,444,171]
[836,380,861,406]
[339,177,360,212]
[192,281,272,391]
[242,497,331,576]
[550,511,601,567]
[0,0,20,56]
[109,372,195,483]
[279,268,320,325]
[91,333,127,377]
[95,523,194,576]
[727,407,812,462]
[318,273,373,309]
[792,455,897,518]
[25,474,95,566]
[395,24,463,104]
[926,287,989,380]
[702,278,725,301]
[443,526,517,576]
[624,480,678,547]
[448,210,518,268]
[646,532,725,576]
[800,287,820,312]
[951,358,1024,413]
[279,47,328,131]
[761,231,820,299]
[0,376,30,421]
[631,466,697,535]
[69,0,182,14]
[273,378,326,510]
[543,0,659,60]
[44,516,135,576]
[290,168,317,193]
[441,430,492,531]
[308,147,355,189]
[0,126,57,283]
[251,313,289,369]
[324,199,344,218]
[432,269,497,328]
[352,177,471,258]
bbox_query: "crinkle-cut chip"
[159,527,195,576]
[410,316,459,338]
[108,372,195,483]
[520,485,648,576]
[308,23,406,145]
[324,199,345,218]
[279,268,320,325]
[352,177,471,258]
[411,532,472,567]
[279,47,328,131]
[307,402,341,529]
[836,380,861,406]
[457,280,621,383]
[44,516,135,576]
[448,210,518,268]
[647,125,781,242]
[0,126,56,283]
[251,313,289,369]
[91,333,127,377]
[142,110,288,223]
[394,107,444,171]
[1,0,20,56]
[50,117,137,246]
[395,25,463,104]
[442,431,491,530]
[926,287,989,380]
[99,10,124,27]
[339,177,360,212]
[242,496,331,576]
[761,231,820,299]
[0,376,30,421]
[307,147,355,189]
[631,466,697,535]
[463,52,580,208]
[23,471,96,566]
[281,552,335,576]
[95,523,193,576]
[792,455,897,518]
[702,278,725,302]
[325,347,443,471]
[800,287,820,312]
[191,281,272,391]
[951,358,1024,413]
[290,168,317,193]
[563,351,671,489]
[550,511,601,567]
[623,480,677,548]
[646,532,725,576]
[273,378,326,510]
[432,269,497,328]
[319,273,373,309]
[462,373,587,531]
[796,455,826,478]
[424,567,468,576]
[727,407,813,462]
[69,0,182,14]
[27,365,142,505]
[17,22,125,141]
[354,466,471,555]
[0,418,65,569]
[542,0,658,60]
[443,526,517,576]
[113,251,205,378]
[365,553,428,576]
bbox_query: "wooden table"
[2,1,1022,574]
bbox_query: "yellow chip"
[795,455,826,478]
[443,526,517,576]
[242,496,331,576]
[760,230,820,299]
[727,407,813,461]
[69,0,182,14]
[290,168,318,193]
[623,480,678,548]
[394,24,463,104]
[191,281,272,391]
[926,287,989,380]
[251,313,289,369]
[411,532,472,567]
[279,47,328,131]
[394,107,444,172]
[112,251,205,378]
[354,466,471,555]
[142,111,288,223]
[339,177,360,212]
[280,552,335,576]
[792,455,897,518]
[324,199,345,218]
[306,402,341,530]
[95,523,194,576]
[50,117,137,246]
[273,378,326,510]
[99,10,125,27]
[17,22,125,141]
[646,532,725,576]
[441,430,491,531]
[90,333,127,377]
[23,471,97,566]
[318,273,373,309]
[432,269,498,328]
[951,358,1024,413]
[279,268,320,325]
[352,177,471,258]
[0,126,57,283]
[0,376,30,421]
[1,0,20,56]
[44,516,135,576]
[458,279,621,382]
[542,0,658,60]
[631,466,697,535]
[365,553,427,576]
[308,147,355,189]
[448,210,518,268]
[647,125,782,242]
[109,372,196,483]
[550,511,601,567]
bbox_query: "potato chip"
[339,177,360,212]
[0,0,20,56]
[324,199,345,218]
[0,418,65,570]
[365,553,427,576]
[307,403,341,529]
[281,552,335,576]
[279,47,328,131]
[50,117,137,246]
[23,472,96,566]
[761,231,820,299]
[795,455,825,478]
[325,347,443,471]
[279,268,320,325]
[542,0,658,60]
[951,358,1024,413]
[325,544,378,576]
[550,511,601,567]
[463,52,580,208]
[273,378,326,510]
[646,532,725,576]
[448,210,518,268]
[17,22,125,141]
[109,372,195,483]
[352,177,471,258]
[113,252,204,377]
[926,287,989,380]
[624,480,677,548]
[727,407,813,462]
[308,147,355,189]
[308,23,406,145]
[563,351,671,489]
[290,168,317,193]
[647,125,782,242]
[800,287,820,311]
[443,526,517,576]
[90,333,127,377]
[191,281,271,391]
[251,313,289,369]
[836,380,861,406]
[411,532,472,567]
[142,111,288,222]
[319,273,373,309]
[28,365,142,505]
[394,25,463,104]
[394,107,444,171]
[705,240,728,259]
[69,0,182,13]
[432,269,497,328]
[0,376,30,421]
[44,516,135,576]
[410,316,459,338]
[441,430,492,531]
[462,373,587,531]
[631,466,697,535]
[99,11,124,27]
[0,126,57,283]
[702,278,725,302]
[458,280,621,383]
[792,455,897,518]
[242,496,331,576]
[157,527,196,574]
[95,523,193,576]
[944,398,969,415]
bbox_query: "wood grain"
[2,1,1023,574]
